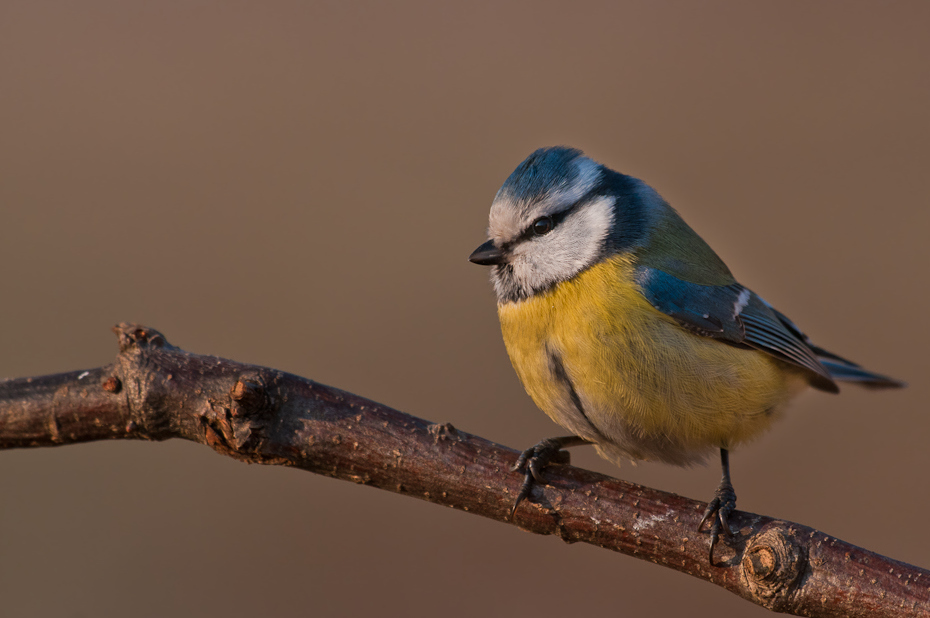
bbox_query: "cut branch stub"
[740,522,808,611]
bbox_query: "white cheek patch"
[508,196,615,295]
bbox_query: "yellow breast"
[498,255,807,466]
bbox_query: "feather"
[635,266,845,391]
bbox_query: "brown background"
[1,2,928,616]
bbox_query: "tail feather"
[817,357,906,389]
[769,307,905,390]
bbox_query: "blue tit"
[469,146,904,562]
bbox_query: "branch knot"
[201,373,277,454]
[113,323,171,353]
[740,522,807,611]
[230,373,272,417]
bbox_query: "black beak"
[469,240,504,266]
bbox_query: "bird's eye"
[532,216,554,235]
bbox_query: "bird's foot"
[510,437,576,519]
[699,479,737,564]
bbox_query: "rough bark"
[0,323,927,617]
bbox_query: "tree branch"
[0,323,926,617]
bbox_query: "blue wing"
[634,267,839,393]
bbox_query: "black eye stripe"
[497,204,580,255]
[519,206,575,242]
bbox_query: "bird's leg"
[699,448,737,564]
[510,435,591,519]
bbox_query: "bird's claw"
[699,480,737,564]
[510,438,572,519]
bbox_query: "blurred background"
[1,2,928,616]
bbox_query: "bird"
[468,146,904,563]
